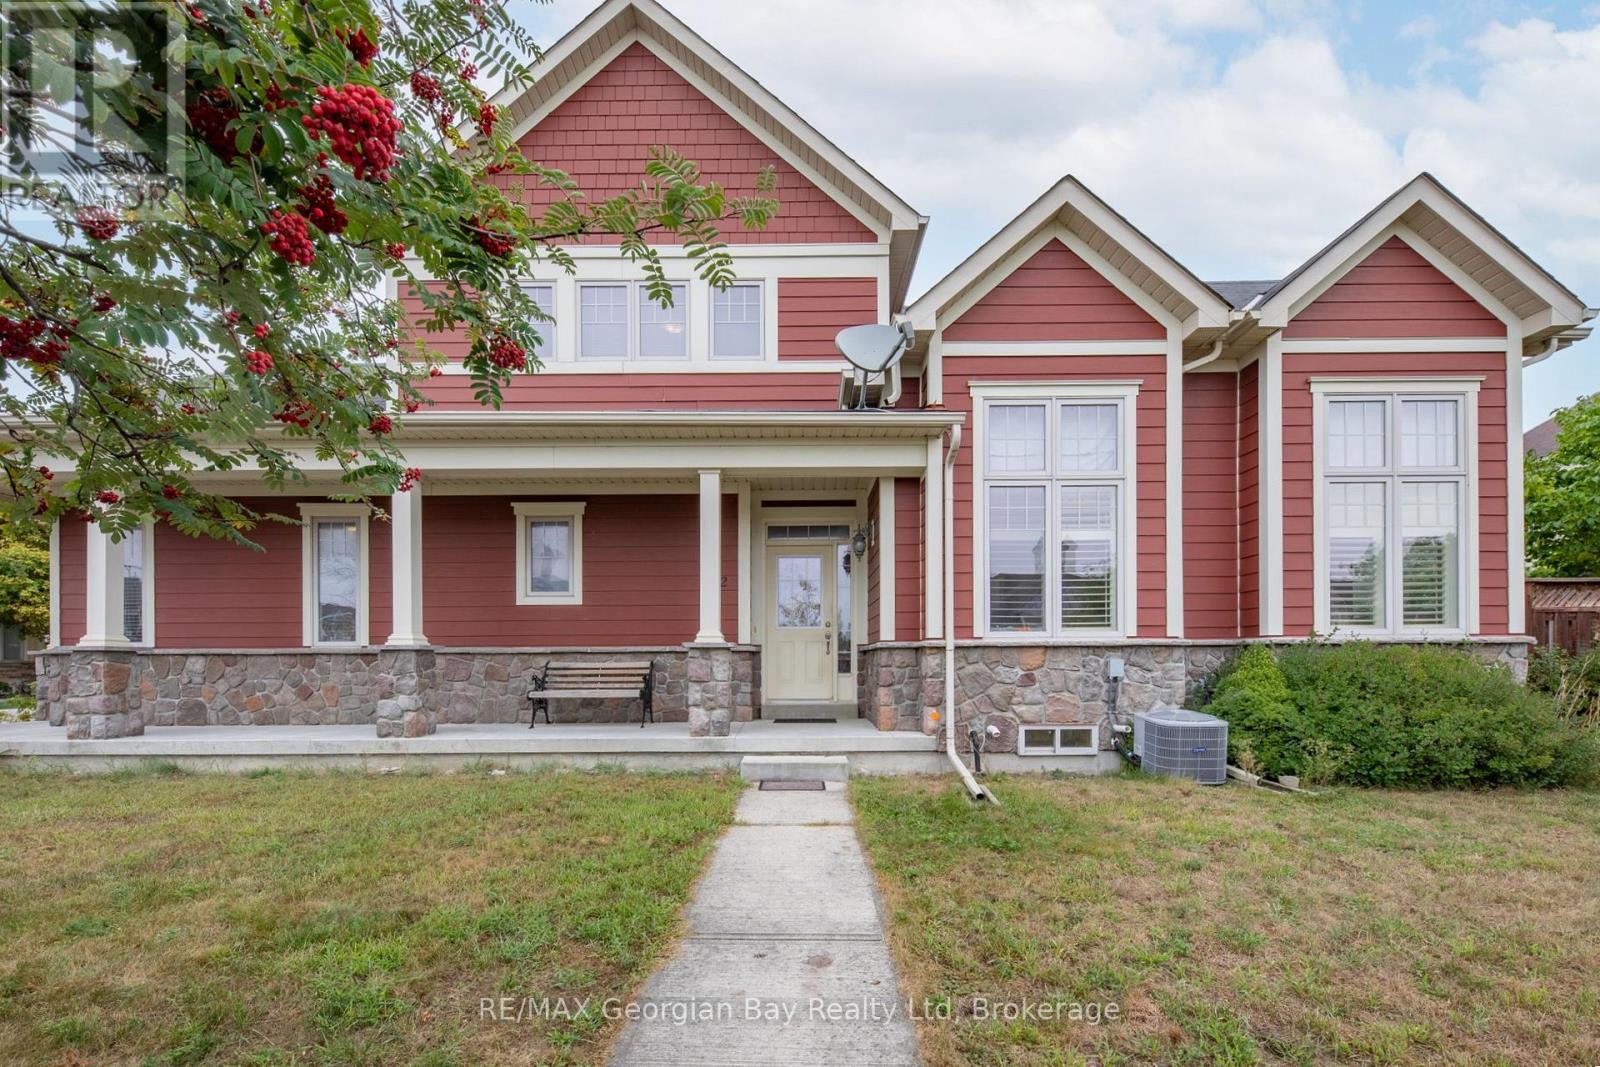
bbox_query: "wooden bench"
[527,660,654,728]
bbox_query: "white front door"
[766,548,833,700]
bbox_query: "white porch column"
[923,438,944,639]
[877,475,896,642]
[80,523,129,648]
[695,469,726,643]
[386,488,429,646]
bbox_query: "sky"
[506,0,1600,427]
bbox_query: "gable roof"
[1256,173,1596,351]
[906,176,1236,337]
[1208,280,1278,310]
[1524,416,1559,458]
[492,0,927,306]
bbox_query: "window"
[1018,725,1099,756]
[1,625,27,663]
[514,502,585,605]
[122,523,153,645]
[979,390,1132,637]
[1318,386,1471,634]
[520,283,555,362]
[300,504,368,646]
[711,283,763,359]
[577,282,688,360]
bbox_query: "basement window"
[1017,725,1099,756]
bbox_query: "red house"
[39,0,1596,756]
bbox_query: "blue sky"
[509,0,1600,427]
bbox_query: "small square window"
[514,503,585,605]
[712,283,763,359]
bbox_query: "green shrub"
[1201,642,1599,789]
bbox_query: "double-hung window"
[122,522,153,645]
[711,283,763,359]
[520,282,556,362]
[979,388,1133,637]
[1317,384,1473,635]
[514,502,585,605]
[301,504,368,646]
[577,282,687,360]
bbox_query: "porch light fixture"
[851,524,870,560]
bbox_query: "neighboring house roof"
[906,175,1236,335]
[1207,280,1278,310]
[489,0,928,308]
[1525,417,1560,458]
[1253,173,1597,353]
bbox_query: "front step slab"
[740,754,850,783]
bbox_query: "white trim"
[427,359,841,376]
[48,519,60,649]
[299,503,371,648]
[877,475,896,642]
[736,484,752,644]
[971,381,1140,640]
[1311,384,1478,638]
[1506,337,1526,631]
[695,470,725,643]
[512,502,586,607]
[80,523,129,649]
[925,330,945,406]
[1281,337,1507,353]
[126,521,156,648]
[1017,723,1099,756]
[1261,335,1284,636]
[939,339,1169,357]
[386,490,428,647]
[1165,327,1184,637]
[923,437,943,640]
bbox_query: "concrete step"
[740,754,850,783]
[762,701,858,722]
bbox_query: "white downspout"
[1522,336,1560,369]
[941,424,986,801]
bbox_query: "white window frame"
[513,502,586,606]
[577,281,690,361]
[709,281,765,360]
[972,382,1140,641]
[299,503,370,648]
[519,282,556,363]
[122,520,156,647]
[1017,724,1099,756]
[1312,378,1480,638]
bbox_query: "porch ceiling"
[379,410,962,443]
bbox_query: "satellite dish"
[835,322,913,409]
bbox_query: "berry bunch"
[92,293,117,313]
[244,349,275,374]
[476,103,498,137]
[261,210,316,265]
[369,414,394,435]
[162,485,182,500]
[339,27,379,67]
[96,490,120,505]
[297,174,348,235]
[273,399,318,427]
[398,467,422,492]
[0,315,67,365]
[384,243,407,259]
[75,206,120,241]
[303,84,401,183]
[460,62,478,82]
[486,333,526,371]
[410,71,441,103]
[470,217,516,257]
[187,89,242,162]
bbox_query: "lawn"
[0,766,742,1066]
[853,774,1600,1067]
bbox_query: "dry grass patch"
[0,765,741,1066]
[853,773,1600,1067]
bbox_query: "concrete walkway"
[607,784,920,1066]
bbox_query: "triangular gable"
[1285,236,1504,339]
[514,42,874,244]
[944,239,1164,342]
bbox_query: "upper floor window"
[578,282,687,360]
[978,386,1135,638]
[300,504,368,646]
[514,502,585,605]
[521,283,555,362]
[711,283,763,359]
[1318,385,1473,635]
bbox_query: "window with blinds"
[122,524,146,643]
[983,396,1126,636]
[1322,392,1467,634]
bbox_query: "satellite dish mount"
[834,321,913,410]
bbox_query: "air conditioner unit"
[1132,709,1228,785]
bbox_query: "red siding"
[508,42,873,245]
[1282,353,1510,635]
[946,355,1168,639]
[1237,361,1261,637]
[944,240,1165,343]
[57,519,86,645]
[423,494,735,647]
[415,370,844,410]
[1183,373,1239,638]
[778,278,876,360]
[895,477,922,640]
[865,484,881,645]
[1285,237,1505,339]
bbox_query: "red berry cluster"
[303,84,401,183]
[0,315,67,365]
[470,217,516,258]
[187,89,241,162]
[403,399,420,413]
[162,485,182,500]
[460,62,477,82]
[75,206,120,241]
[254,323,270,338]
[92,293,117,313]
[38,467,53,481]
[486,333,526,371]
[297,174,348,235]
[339,27,379,67]
[410,71,441,103]
[369,414,393,435]
[96,490,120,504]
[384,243,407,259]
[428,366,442,378]
[398,466,422,492]
[180,402,198,415]
[261,210,315,266]
[273,398,318,427]
[477,103,498,137]
[244,349,274,374]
